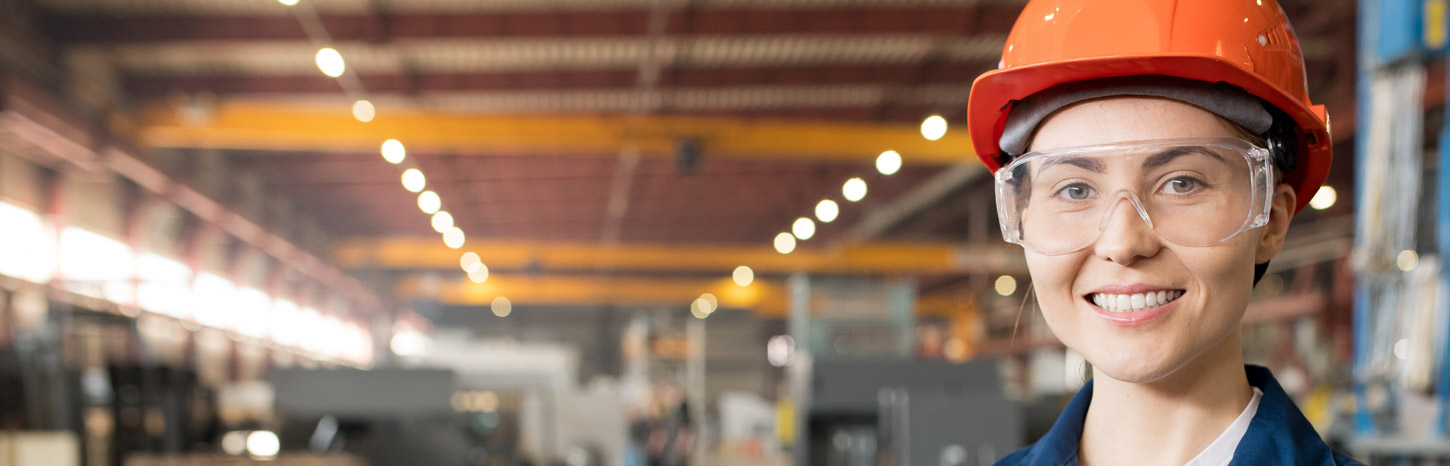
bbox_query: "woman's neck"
[1077,332,1254,466]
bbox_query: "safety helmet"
[967,0,1331,214]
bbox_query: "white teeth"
[1089,290,1183,312]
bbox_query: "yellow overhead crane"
[130,101,974,164]
[333,237,1026,276]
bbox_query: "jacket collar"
[1014,365,1342,466]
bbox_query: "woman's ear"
[1256,184,1299,263]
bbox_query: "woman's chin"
[1083,351,1183,384]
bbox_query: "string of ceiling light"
[694,115,950,319]
[276,0,503,315]
[282,0,953,319]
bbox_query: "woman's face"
[1024,97,1295,383]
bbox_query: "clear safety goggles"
[995,137,1275,256]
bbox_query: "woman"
[967,1,1361,465]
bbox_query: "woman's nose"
[1092,194,1162,265]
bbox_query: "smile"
[1089,290,1184,313]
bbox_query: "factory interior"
[0,0,1448,465]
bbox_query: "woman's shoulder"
[993,443,1053,465]
[1331,450,1366,465]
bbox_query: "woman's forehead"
[1027,97,1240,153]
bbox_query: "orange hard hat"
[967,0,1331,214]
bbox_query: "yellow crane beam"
[333,237,1027,276]
[396,273,977,319]
[129,102,975,165]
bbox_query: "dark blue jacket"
[996,365,1363,465]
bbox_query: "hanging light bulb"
[920,115,948,141]
[443,227,465,249]
[876,150,902,175]
[352,100,375,123]
[773,232,796,254]
[492,297,512,317]
[468,263,489,284]
[843,178,867,202]
[315,47,346,78]
[792,217,815,241]
[381,139,406,164]
[460,252,482,273]
[431,211,454,233]
[732,266,754,287]
[815,200,839,223]
[417,191,441,214]
[401,169,425,193]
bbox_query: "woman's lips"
[1083,287,1186,325]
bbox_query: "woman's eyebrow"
[1038,155,1105,173]
[1142,146,1223,169]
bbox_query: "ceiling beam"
[333,237,1027,276]
[130,102,976,165]
[44,6,1023,44]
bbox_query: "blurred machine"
[270,368,473,466]
[794,358,1021,466]
[784,275,1024,466]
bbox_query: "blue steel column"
[1437,30,1450,437]
[1352,0,1380,436]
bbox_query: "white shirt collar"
[1184,387,1264,466]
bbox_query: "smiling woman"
[969,0,1360,465]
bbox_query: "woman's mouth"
[1088,290,1185,313]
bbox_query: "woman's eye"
[1163,177,1201,194]
[1056,183,1094,200]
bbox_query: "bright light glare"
[277,0,299,5]
[234,287,272,339]
[492,297,512,317]
[270,300,301,346]
[352,100,375,123]
[381,139,406,164]
[700,293,718,312]
[1310,186,1337,210]
[390,330,430,357]
[843,178,867,202]
[1394,338,1410,360]
[460,252,482,272]
[60,227,134,303]
[0,201,55,283]
[221,431,248,455]
[792,217,815,241]
[1398,250,1419,272]
[468,263,489,284]
[315,48,345,78]
[136,253,192,318]
[773,232,796,254]
[876,150,902,175]
[690,298,710,319]
[920,115,948,141]
[443,227,465,249]
[732,266,754,287]
[766,335,794,367]
[815,199,839,223]
[417,191,441,214]
[431,211,454,233]
[246,430,281,458]
[401,168,426,193]
[995,275,1017,296]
